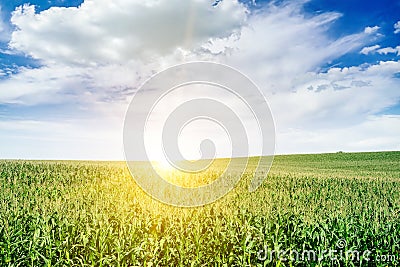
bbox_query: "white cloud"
[271,54,400,155]
[360,44,380,55]
[210,3,381,94]
[3,3,384,103]
[0,65,87,105]
[9,0,247,65]
[269,61,400,133]
[0,61,159,105]
[394,21,400,34]
[5,1,379,104]
[364,25,380,34]
[1,1,399,159]
[377,46,400,56]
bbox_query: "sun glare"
[156,158,175,171]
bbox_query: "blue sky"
[0,0,399,159]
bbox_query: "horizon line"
[0,150,398,162]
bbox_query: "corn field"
[0,151,399,266]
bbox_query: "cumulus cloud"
[377,46,400,56]
[1,0,399,158]
[364,26,380,34]
[269,61,400,131]
[360,45,380,55]
[3,2,382,105]
[394,21,400,34]
[271,60,400,154]
[9,0,247,65]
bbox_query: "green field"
[1,152,399,266]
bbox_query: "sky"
[0,0,399,160]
